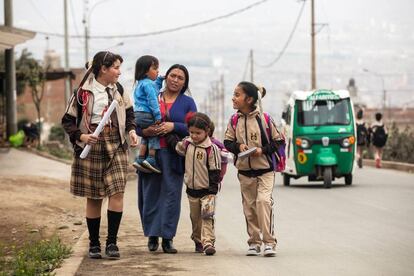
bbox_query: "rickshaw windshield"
[296,98,351,126]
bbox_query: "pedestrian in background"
[370,112,388,168]
[355,109,369,168]
[137,64,197,254]
[172,112,221,256]
[224,81,283,257]
[62,51,139,259]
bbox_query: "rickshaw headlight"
[296,138,310,149]
[342,138,350,147]
[301,139,310,149]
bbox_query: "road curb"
[54,226,89,276]
[363,159,414,173]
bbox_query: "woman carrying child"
[224,81,283,257]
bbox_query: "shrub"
[383,123,414,164]
[0,236,71,275]
[48,126,65,142]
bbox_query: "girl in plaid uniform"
[62,51,139,259]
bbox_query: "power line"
[255,0,306,68]
[32,0,270,39]
[69,0,82,40]
[28,0,59,33]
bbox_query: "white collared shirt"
[90,78,115,124]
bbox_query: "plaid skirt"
[70,128,128,199]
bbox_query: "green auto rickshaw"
[281,89,356,188]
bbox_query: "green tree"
[16,49,48,147]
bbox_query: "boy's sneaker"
[203,244,216,256]
[246,244,261,256]
[105,243,120,259]
[142,156,162,173]
[134,162,153,173]
[263,244,276,257]
[88,245,102,259]
[133,157,151,173]
[195,242,203,253]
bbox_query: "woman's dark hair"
[237,81,266,107]
[356,109,363,119]
[375,112,382,121]
[165,64,189,94]
[134,55,159,81]
[88,51,123,76]
[186,112,211,132]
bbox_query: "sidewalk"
[0,148,198,275]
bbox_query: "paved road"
[5,149,412,275]
[73,162,414,276]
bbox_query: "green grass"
[0,236,71,276]
[38,145,73,160]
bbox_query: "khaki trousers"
[238,171,277,246]
[188,195,216,247]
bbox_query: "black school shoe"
[88,245,102,259]
[148,236,159,252]
[105,243,120,259]
[162,239,178,254]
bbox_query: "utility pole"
[83,0,89,63]
[250,49,254,83]
[4,0,17,137]
[311,0,316,90]
[219,74,225,139]
[63,0,71,104]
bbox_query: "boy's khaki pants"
[188,195,216,248]
[238,171,277,247]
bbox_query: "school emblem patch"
[196,151,204,160]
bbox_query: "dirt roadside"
[0,148,86,254]
[0,175,85,249]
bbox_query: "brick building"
[16,68,84,126]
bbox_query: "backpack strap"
[115,82,124,96]
[75,82,123,128]
[262,112,271,139]
[231,113,239,130]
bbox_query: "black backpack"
[356,122,368,146]
[372,124,387,147]
[75,82,124,128]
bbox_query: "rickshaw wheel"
[345,174,352,185]
[323,167,332,189]
[283,174,290,186]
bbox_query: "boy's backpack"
[183,139,228,189]
[75,82,124,128]
[356,122,368,146]
[231,112,286,172]
[372,124,387,147]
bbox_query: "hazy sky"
[2,0,414,113]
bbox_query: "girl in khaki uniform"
[224,81,283,257]
[172,112,221,256]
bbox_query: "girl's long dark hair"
[134,55,159,81]
[237,81,266,107]
[89,51,123,77]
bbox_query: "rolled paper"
[80,100,118,159]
